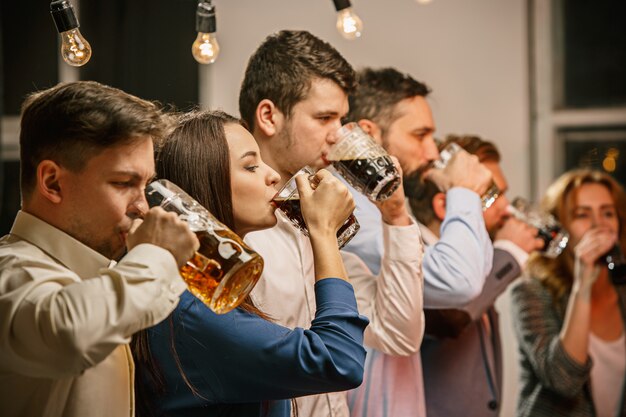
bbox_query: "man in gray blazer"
[406,135,544,417]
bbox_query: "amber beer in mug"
[145,179,264,314]
[272,167,360,249]
[326,123,401,202]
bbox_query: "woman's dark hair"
[157,110,238,228]
[154,109,270,320]
[131,110,272,416]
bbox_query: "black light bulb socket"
[196,2,217,34]
[50,0,79,33]
[333,0,352,12]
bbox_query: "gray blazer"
[511,276,626,417]
[421,248,521,417]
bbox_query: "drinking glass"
[326,122,401,201]
[508,197,570,258]
[145,179,264,314]
[604,243,626,285]
[271,166,360,249]
[434,142,501,210]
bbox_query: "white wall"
[208,0,529,193]
[208,1,529,415]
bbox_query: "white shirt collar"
[10,210,111,278]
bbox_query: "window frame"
[530,0,626,198]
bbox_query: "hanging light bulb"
[50,0,92,67]
[332,0,363,40]
[192,1,220,64]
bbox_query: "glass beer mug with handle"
[508,197,570,258]
[271,166,360,249]
[145,179,264,314]
[326,122,401,202]
[434,142,501,210]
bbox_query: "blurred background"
[1,1,625,415]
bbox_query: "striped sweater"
[511,277,626,417]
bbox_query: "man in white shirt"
[239,31,425,417]
[0,81,199,417]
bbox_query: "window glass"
[561,127,626,186]
[1,0,58,115]
[80,0,199,110]
[560,2,626,108]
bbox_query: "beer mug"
[434,142,502,210]
[271,166,360,249]
[508,197,569,258]
[326,122,401,201]
[145,179,264,314]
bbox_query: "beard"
[412,160,436,182]
[403,160,438,201]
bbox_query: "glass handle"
[186,252,220,274]
[481,181,501,210]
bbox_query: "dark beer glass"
[326,123,401,201]
[271,166,360,249]
[145,179,264,314]
[509,197,570,258]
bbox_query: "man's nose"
[326,121,342,144]
[129,195,148,219]
[424,136,439,162]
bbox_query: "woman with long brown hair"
[511,169,626,417]
[132,110,367,417]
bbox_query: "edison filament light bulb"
[50,0,92,67]
[192,2,220,64]
[332,0,363,40]
[60,28,91,67]
[192,32,220,64]
[336,8,363,40]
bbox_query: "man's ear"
[432,192,447,221]
[357,119,383,145]
[255,99,284,137]
[36,160,64,204]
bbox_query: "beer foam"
[328,145,387,161]
[272,196,300,202]
[337,152,386,161]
